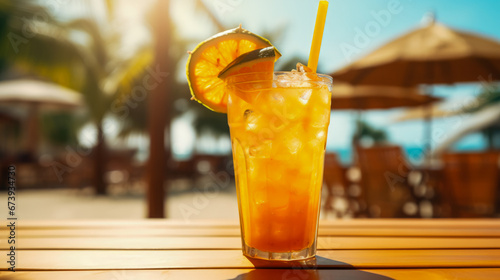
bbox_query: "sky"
[69,0,500,160]
[177,0,500,72]
[171,0,500,157]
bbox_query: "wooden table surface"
[1,219,500,279]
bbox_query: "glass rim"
[224,71,333,86]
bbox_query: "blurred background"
[0,0,499,220]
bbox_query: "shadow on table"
[227,256,394,280]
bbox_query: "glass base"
[243,243,316,261]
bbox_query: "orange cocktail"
[227,72,332,260]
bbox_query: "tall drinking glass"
[226,71,332,260]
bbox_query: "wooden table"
[1,219,500,279]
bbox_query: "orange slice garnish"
[218,47,280,104]
[186,26,275,113]
[218,46,280,80]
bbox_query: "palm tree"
[352,119,388,146]
[0,0,85,87]
[0,0,154,194]
[461,85,500,149]
[113,2,292,150]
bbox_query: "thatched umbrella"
[331,16,500,151]
[0,79,83,158]
[331,17,500,86]
[331,83,441,110]
[392,102,455,122]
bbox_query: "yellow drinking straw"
[308,0,329,73]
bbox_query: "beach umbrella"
[0,79,83,158]
[331,83,441,110]
[330,83,441,157]
[0,79,82,108]
[330,16,500,151]
[393,101,457,122]
[330,83,442,143]
[331,18,500,86]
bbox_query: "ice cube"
[317,88,331,105]
[274,73,294,88]
[244,109,253,118]
[248,146,259,157]
[296,62,313,73]
[296,151,315,174]
[245,110,265,131]
[299,89,312,105]
[267,162,285,182]
[308,106,330,127]
[286,137,302,155]
[288,73,314,88]
[259,90,289,124]
[248,141,271,158]
[269,184,290,210]
[270,92,285,103]
[253,186,267,207]
[315,130,326,141]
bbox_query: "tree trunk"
[147,0,170,218]
[93,124,107,195]
[24,104,39,161]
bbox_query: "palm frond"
[80,71,110,124]
[104,46,154,98]
[461,85,500,114]
[104,0,114,21]
[0,21,86,89]
[0,1,59,25]
[194,0,225,32]
[192,105,229,136]
[66,18,108,72]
